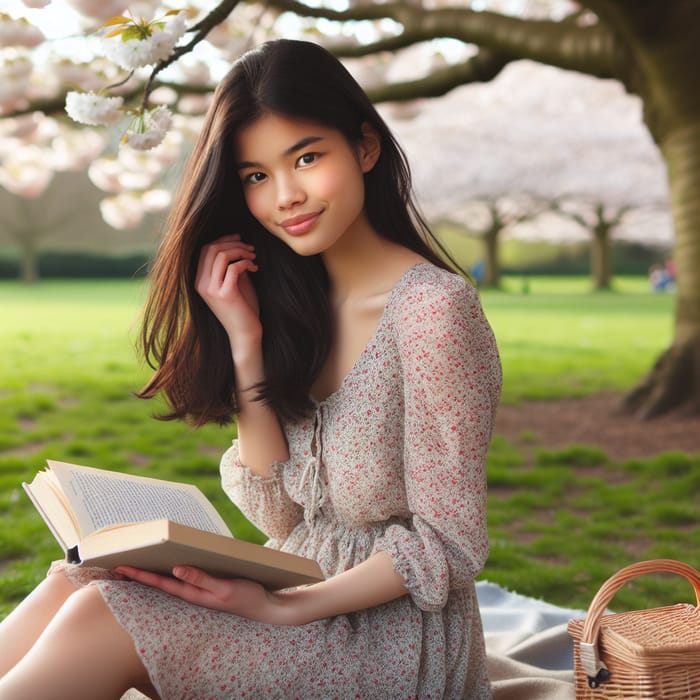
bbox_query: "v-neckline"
[310,261,430,406]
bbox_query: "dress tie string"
[301,407,327,526]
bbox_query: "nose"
[276,173,306,210]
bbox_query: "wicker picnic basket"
[568,559,700,699]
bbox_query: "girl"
[0,39,501,699]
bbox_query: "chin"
[279,235,330,258]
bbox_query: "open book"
[23,460,324,589]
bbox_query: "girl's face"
[235,112,380,257]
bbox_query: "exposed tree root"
[619,333,700,419]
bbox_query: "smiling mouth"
[279,211,322,236]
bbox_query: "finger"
[115,566,215,606]
[220,259,258,295]
[114,566,180,592]
[173,565,214,588]
[211,249,257,289]
[196,237,254,289]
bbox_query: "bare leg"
[0,571,78,675]
[0,585,154,700]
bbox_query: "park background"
[1,0,699,621]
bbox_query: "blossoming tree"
[1,0,698,418]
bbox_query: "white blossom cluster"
[100,11,187,70]
[90,128,181,228]
[65,91,124,126]
[122,104,172,150]
[61,9,187,152]
[0,113,105,198]
[1,3,268,228]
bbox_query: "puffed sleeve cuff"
[373,523,453,612]
[220,440,304,541]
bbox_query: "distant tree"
[550,201,633,290]
[439,194,548,288]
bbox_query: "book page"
[47,460,233,539]
[22,470,80,551]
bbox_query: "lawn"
[1,277,697,619]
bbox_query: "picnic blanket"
[122,581,583,699]
[478,580,581,699]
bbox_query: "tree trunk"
[621,121,700,417]
[591,222,612,291]
[482,227,501,288]
[15,233,39,284]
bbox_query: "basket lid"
[598,603,700,654]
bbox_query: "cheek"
[316,167,355,200]
[315,165,366,219]
[243,188,267,223]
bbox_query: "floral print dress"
[57,262,502,699]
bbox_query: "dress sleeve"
[219,440,304,542]
[373,275,501,611]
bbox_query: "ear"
[357,122,381,173]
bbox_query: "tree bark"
[18,235,38,284]
[590,222,612,291]
[482,226,501,288]
[622,119,700,416]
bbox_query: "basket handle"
[578,558,700,689]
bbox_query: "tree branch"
[263,0,621,80]
[142,0,244,108]
[365,48,511,102]
[2,78,217,119]
[2,0,239,120]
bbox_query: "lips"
[279,211,322,236]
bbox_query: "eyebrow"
[236,135,325,170]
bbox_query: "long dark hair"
[137,39,456,426]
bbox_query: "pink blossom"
[0,14,44,48]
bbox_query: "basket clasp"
[579,642,610,688]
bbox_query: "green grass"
[0,278,696,620]
[481,281,674,402]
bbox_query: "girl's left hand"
[114,565,290,624]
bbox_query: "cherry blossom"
[121,105,171,150]
[0,52,33,107]
[53,59,107,93]
[65,0,130,22]
[141,187,171,212]
[20,0,52,8]
[99,191,145,229]
[0,144,53,197]
[0,13,45,48]
[65,90,125,126]
[50,128,106,171]
[100,11,186,70]
[87,156,123,193]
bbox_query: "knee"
[57,585,110,627]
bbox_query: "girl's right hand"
[195,235,261,353]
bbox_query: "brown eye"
[296,152,318,167]
[243,171,266,185]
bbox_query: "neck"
[321,220,396,301]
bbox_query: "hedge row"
[0,252,150,279]
[0,241,661,279]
